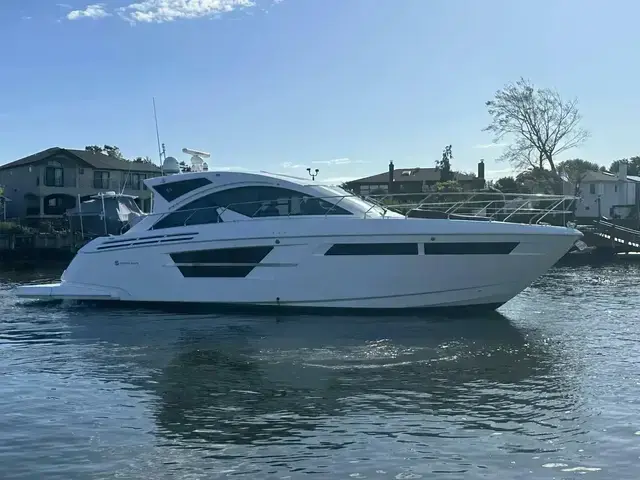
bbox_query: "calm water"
[1,262,640,479]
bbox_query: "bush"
[0,222,35,235]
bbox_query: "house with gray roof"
[0,147,161,219]
[344,160,485,196]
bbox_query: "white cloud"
[281,162,304,169]
[473,142,507,149]
[313,158,351,166]
[311,158,368,166]
[118,0,257,24]
[57,3,72,9]
[67,4,110,20]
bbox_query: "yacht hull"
[13,218,582,313]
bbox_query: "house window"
[615,185,618,192]
[94,171,110,189]
[589,184,596,194]
[44,161,64,187]
[152,186,352,230]
[48,197,62,208]
[125,173,142,190]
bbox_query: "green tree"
[435,180,463,192]
[133,156,154,164]
[85,146,154,163]
[609,157,640,176]
[102,145,124,160]
[85,145,123,159]
[556,158,600,196]
[493,176,521,193]
[435,145,454,181]
[85,145,103,155]
[484,77,590,173]
[515,168,562,194]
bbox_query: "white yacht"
[14,152,582,312]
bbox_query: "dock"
[0,232,76,267]
[578,219,640,255]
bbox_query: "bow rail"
[365,191,576,224]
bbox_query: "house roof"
[348,167,475,184]
[0,147,161,173]
[582,170,640,183]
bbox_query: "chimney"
[618,162,627,181]
[388,160,394,193]
[478,159,485,180]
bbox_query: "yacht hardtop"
[140,168,401,228]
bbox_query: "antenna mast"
[153,97,165,174]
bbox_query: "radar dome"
[163,156,180,175]
[202,162,209,171]
[191,155,203,169]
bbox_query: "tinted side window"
[215,186,352,217]
[153,177,212,202]
[151,185,351,229]
[153,193,221,229]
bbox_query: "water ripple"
[1,264,640,478]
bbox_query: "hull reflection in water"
[68,310,572,448]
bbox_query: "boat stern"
[14,282,119,301]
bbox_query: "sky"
[1,0,640,184]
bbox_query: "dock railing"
[114,191,579,233]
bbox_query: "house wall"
[0,154,159,218]
[576,180,637,218]
[0,164,39,218]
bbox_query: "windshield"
[310,185,404,218]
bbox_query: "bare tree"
[484,78,590,173]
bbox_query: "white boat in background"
[13,149,582,313]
